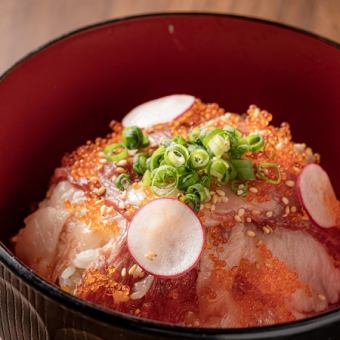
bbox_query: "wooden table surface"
[0,0,339,74]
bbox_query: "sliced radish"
[297,164,338,228]
[122,94,195,128]
[127,198,205,278]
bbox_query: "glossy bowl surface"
[0,13,340,340]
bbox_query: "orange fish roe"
[201,244,310,327]
[64,198,120,234]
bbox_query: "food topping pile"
[15,95,340,327]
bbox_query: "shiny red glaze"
[0,14,339,247]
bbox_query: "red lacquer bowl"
[0,13,339,340]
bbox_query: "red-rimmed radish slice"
[122,94,195,128]
[297,164,338,228]
[127,198,205,278]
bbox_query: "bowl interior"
[0,14,339,249]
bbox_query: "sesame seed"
[212,194,219,204]
[128,149,138,156]
[246,217,252,223]
[222,196,229,203]
[96,164,103,171]
[266,211,273,218]
[99,158,107,164]
[216,189,225,196]
[281,196,289,205]
[118,201,126,209]
[246,230,256,237]
[106,206,113,214]
[237,190,243,196]
[262,226,272,234]
[238,208,245,217]
[249,187,258,193]
[97,187,106,196]
[252,209,261,216]
[256,240,263,246]
[128,264,137,275]
[97,152,105,157]
[144,251,157,261]
[115,167,125,174]
[291,206,297,213]
[285,180,295,187]
[89,176,98,183]
[100,205,107,216]
[234,215,242,223]
[285,206,290,215]
[117,159,127,167]
[318,293,326,301]
[121,268,126,277]
[211,204,216,211]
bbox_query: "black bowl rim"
[1,12,340,339]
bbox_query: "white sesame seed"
[212,194,219,204]
[246,230,256,237]
[246,217,252,223]
[249,187,258,193]
[111,175,117,182]
[234,215,242,223]
[99,158,107,164]
[121,268,127,277]
[128,149,138,156]
[97,187,106,196]
[100,205,107,216]
[285,180,295,187]
[291,206,297,213]
[281,196,289,205]
[97,152,105,157]
[96,164,103,171]
[237,190,243,196]
[285,206,290,215]
[115,167,125,174]
[89,176,98,183]
[318,293,326,301]
[262,226,272,234]
[106,206,113,214]
[252,209,261,216]
[144,251,157,261]
[128,264,137,275]
[222,196,229,203]
[266,211,273,218]
[117,159,128,167]
[118,201,126,209]
[211,204,216,211]
[238,208,245,217]
[216,189,225,196]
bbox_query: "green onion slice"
[103,143,128,162]
[178,171,199,190]
[115,173,131,190]
[188,127,203,143]
[150,146,166,170]
[187,183,210,202]
[247,134,264,152]
[190,148,210,169]
[172,135,186,146]
[231,159,255,181]
[180,193,201,212]
[122,126,144,150]
[142,169,152,187]
[203,128,230,158]
[209,158,230,183]
[151,165,178,196]
[133,153,149,175]
[256,162,281,184]
[164,144,189,168]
